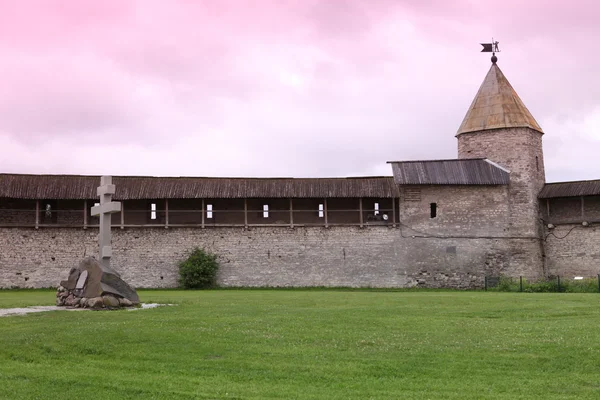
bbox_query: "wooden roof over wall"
[0,174,399,200]
[388,158,510,185]
[539,179,600,199]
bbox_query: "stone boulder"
[57,257,140,309]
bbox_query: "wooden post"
[120,201,125,229]
[546,199,550,219]
[581,196,585,220]
[392,197,396,228]
[35,200,39,229]
[359,198,363,228]
[244,198,248,228]
[165,199,169,229]
[201,199,205,229]
[289,198,294,228]
[83,200,88,229]
[324,198,328,228]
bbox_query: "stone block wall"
[399,185,511,238]
[544,224,600,278]
[458,128,545,237]
[0,226,544,290]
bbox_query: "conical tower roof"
[456,61,543,136]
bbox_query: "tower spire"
[456,45,543,136]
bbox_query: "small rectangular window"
[430,203,437,218]
[318,203,324,218]
[374,202,380,215]
[150,203,157,220]
[263,204,269,218]
[206,204,213,219]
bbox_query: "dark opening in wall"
[536,156,539,171]
[430,203,437,218]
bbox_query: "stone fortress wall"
[0,225,545,290]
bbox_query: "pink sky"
[0,0,598,182]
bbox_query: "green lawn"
[1,290,599,399]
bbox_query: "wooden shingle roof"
[0,174,399,200]
[539,179,600,199]
[456,62,543,136]
[388,158,510,185]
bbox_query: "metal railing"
[485,275,600,293]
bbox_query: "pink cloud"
[0,0,598,182]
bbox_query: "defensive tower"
[456,57,545,238]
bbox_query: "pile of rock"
[56,286,135,309]
[56,256,140,310]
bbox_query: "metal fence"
[485,275,600,293]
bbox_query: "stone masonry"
[0,225,543,290]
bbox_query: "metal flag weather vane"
[480,38,500,63]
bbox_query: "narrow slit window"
[150,203,157,220]
[318,203,324,218]
[263,204,269,218]
[206,204,213,219]
[536,156,539,171]
[374,202,380,215]
[430,203,437,218]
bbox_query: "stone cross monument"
[57,175,139,309]
[90,176,121,269]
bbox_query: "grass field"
[1,290,600,399]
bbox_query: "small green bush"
[178,247,219,289]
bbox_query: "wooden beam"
[324,198,328,228]
[244,198,248,228]
[398,197,401,227]
[289,198,294,228]
[165,199,169,229]
[83,200,88,229]
[392,197,396,228]
[35,200,39,229]
[120,201,125,229]
[201,199,205,229]
[359,198,363,228]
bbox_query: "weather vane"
[480,38,500,63]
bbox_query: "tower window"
[150,203,157,220]
[263,204,269,218]
[536,156,539,172]
[374,202,380,215]
[318,203,324,218]
[430,203,437,218]
[206,204,213,219]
